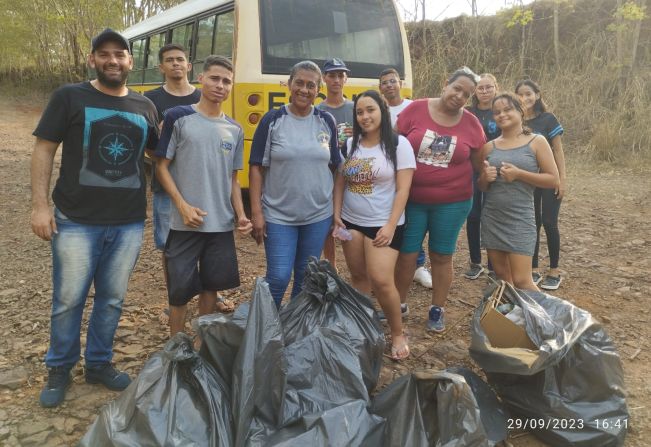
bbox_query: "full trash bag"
[228,273,384,446]
[371,371,486,447]
[446,367,509,446]
[279,259,385,393]
[231,278,287,447]
[469,281,629,447]
[80,333,233,447]
[194,303,249,387]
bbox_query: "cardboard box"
[480,283,536,350]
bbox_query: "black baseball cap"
[323,58,350,73]
[91,28,130,53]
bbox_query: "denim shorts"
[153,191,171,250]
[401,199,472,255]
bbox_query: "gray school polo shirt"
[155,105,244,232]
[249,106,340,225]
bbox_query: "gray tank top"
[484,136,539,214]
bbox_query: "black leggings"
[532,187,562,269]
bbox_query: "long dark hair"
[349,90,397,170]
[492,92,532,135]
[515,79,548,115]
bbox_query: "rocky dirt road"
[0,99,649,446]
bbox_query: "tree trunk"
[553,1,560,66]
[616,0,623,67]
[520,23,526,73]
[628,7,643,73]
[421,0,427,55]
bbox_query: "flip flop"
[216,296,235,313]
[390,333,410,361]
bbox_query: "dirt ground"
[0,98,649,446]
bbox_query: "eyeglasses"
[380,79,399,86]
[477,86,495,92]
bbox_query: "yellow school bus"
[123,0,412,187]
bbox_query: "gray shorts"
[164,230,240,306]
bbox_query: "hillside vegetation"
[407,0,650,161]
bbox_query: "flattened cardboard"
[480,283,536,350]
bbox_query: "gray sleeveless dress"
[481,138,539,256]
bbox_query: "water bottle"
[333,226,353,241]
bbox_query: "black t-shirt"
[144,86,201,192]
[144,86,201,122]
[468,106,501,141]
[33,82,158,224]
[526,112,564,145]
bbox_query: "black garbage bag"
[80,333,233,447]
[266,400,385,446]
[279,259,385,393]
[469,281,629,447]
[371,370,490,447]
[281,327,370,424]
[230,270,384,446]
[194,303,249,387]
[446,367,509,446]
[231,278,287,447]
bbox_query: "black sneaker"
[532,271,543,285]
[39,367,72,408]
[378,304,409,322]
[540,275,562,290]
[85,363,131,391]
[463,263,484,280]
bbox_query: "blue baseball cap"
[323,58,350,73]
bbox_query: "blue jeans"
[264,216,332,307]
[153,191,171,250]
[45,208,144,368]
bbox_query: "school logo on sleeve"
[316,131,331,151]
[79,107,147,188]
[417,130,457,168]
[220,139,234,154]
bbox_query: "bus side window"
[214,11,234,58]
[171,23,194,53]
[144,32,165,83]
[194,15,216,79]
[131,38,146,85]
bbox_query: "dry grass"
[407,0,651,164]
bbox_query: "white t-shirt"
[340,135,416,227]
[389,99,413,128]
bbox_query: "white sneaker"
[413,266,432,288]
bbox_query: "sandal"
[390,333,410,361]
[215,295,235,313]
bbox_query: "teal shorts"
[400,199,473,255]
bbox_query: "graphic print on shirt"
[79,107,148,188]
[487,120,498,138]
[417,129,457,168]
[343,157,378,195]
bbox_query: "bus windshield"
[259,0,405,78]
